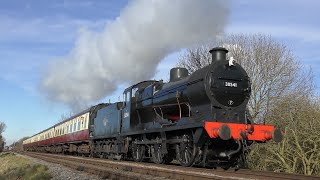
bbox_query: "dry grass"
[0,152,52,180]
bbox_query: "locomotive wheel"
[151,143,166,164]
[132,142,145,162]
[176,134,197,167]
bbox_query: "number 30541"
[225,82,237,87]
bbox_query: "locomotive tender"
[23,47,282,168]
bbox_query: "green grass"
[0,152,52,180]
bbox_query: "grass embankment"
[0,152,52,180]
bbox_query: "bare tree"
[0,122,6,152]
[178,45,212,73]
[58,112,74,122]
[12,136,29,152]
[178,34,313,123]
[0,122,6,134]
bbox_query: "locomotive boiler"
[134,47,251,125]
[23,47,282,169]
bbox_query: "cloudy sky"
[0,0,319,145]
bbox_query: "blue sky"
[0,0,319,145]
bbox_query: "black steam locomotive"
[90,47,281,167]
[24,47,281,168]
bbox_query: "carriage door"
[121,89,131,133]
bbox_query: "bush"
[247,95,320,175]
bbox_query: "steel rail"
[22,152,320,180]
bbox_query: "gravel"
[17,153,105,180]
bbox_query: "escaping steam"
[41,0,229,111]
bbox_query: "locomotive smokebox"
[209,47,228,63]
[170,67,188,82]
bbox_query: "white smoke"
[41,0,229,111]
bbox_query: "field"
[0,152,51,180]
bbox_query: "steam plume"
[41,0,229,111]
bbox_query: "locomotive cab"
[120,80,158,132]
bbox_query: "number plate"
[225,82,237,87]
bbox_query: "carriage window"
[70,124,72,133]
[78,121,81,130]
[74,122,76,132]
[67,125,69,133]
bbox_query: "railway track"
[22,152,319,180]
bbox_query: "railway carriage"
[23,104,108,154]
[23,47,282,168]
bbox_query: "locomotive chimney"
[209,47,228,63]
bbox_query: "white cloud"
[0,15,106,44]
[0,15,107,95]
[52,0,94,8]
[228,23,320,42]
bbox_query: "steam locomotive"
[23,47,281,168]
